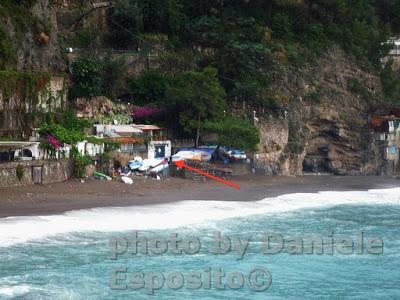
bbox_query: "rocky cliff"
[0,0,66,71]
[255,48,386,176]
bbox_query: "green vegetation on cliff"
[0,0,50,69]
[62,0,400,149]
[101,0,400,146]
[2,0,400,150]
[0,70,50,103]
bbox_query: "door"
[32,166,42,184]
[155,144,166,158]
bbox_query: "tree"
[166,67,226,146]
[108,0,184,48]
[205,117,260,152]
[70,55,127,99]
[0,25,16,69]
[108,0,143,48]
[70,56,103,98]
[129,69,170,104]
[381,61,400,105]
[375,0,400,33]
[102,54,127,98]
[140,0,184,34]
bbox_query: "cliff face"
[0,0,65,72]
[255,48,385,176]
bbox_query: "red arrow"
[174,160,241,190]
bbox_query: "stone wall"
[0,159,73,188]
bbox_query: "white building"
[93,124,171,159]
[374,118,400,169]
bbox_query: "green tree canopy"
[70,56,103,98]
[129,69,170,105]
[166,67,226,146]
[381,61,400,105]
[108,0,143,48]
[70,55,126,99]
[205,117,260,152]
[109,0,184,48]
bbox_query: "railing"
[151,136,170,142]
[389,49,400,56]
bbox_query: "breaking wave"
[0,188,399,247]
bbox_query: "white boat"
[121,169,132,177]
[129,157,144,170]
[151,162,169,173]
[172,150,202,162]
[138,158,164,172]
[196,150,212,162]
[129,161,143,170]
[230,150,247,160]
[150,158,164,167]
[138,159,151,172]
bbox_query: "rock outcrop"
[255,48,385,176]
[15,0,65,71]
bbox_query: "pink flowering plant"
[39,135,64,159]
[47,135,64,149]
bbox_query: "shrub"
[16,164,24,181]
[0,25,16,69]
[271,13,294,40]
[70,55,127,99]
[129,70,169,104]
[204,117,260,152]
[71,147,92,178]
[304,89,322,104]
[380,62,400,105]
[102,54,127,98]
[70,56,103,98]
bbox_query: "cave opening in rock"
[302,156,331,173]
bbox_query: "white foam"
[0,188,399,247]
[0,285,31,298]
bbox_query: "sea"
[0,188,399,299]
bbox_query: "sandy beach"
[0,175,398,218]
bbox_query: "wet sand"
[0,175,398,218]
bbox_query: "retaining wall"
[0,159,73,187]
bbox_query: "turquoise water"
[0,189,400,299]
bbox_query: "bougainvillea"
[47,135,63,149]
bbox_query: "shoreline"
[0,175,398,218]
